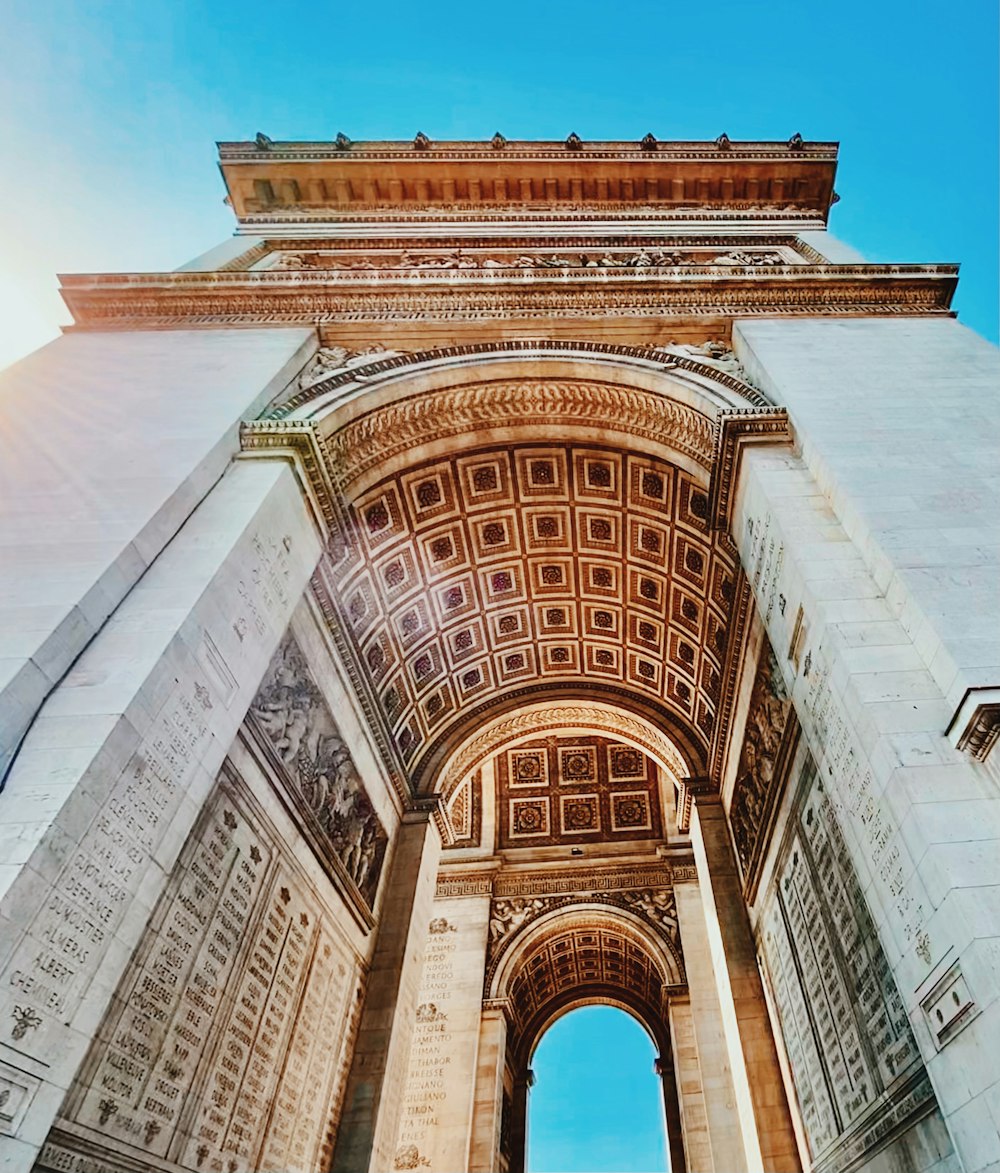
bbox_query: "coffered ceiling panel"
[326,443,737,780]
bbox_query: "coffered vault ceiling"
[318,441,738,785]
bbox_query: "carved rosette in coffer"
[38,771,364,1173]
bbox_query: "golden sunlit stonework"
[1,135,998,1173]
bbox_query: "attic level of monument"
[217,135,840,220]
[54,137,958,339]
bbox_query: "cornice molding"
[59,265,957,329]
[219,138,838,163]
[948,687,1000,763]
[708,409,793,530]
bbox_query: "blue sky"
[0,0,996,372]
[529,1007,667,1172]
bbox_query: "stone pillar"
[655,1045,688,1173]
[331,805,443,1173]
[508,1069,534,1173]
[688,798,799,1173]
[673,882,748,1173]
[468,1001,509,1173]
[392,891,493,1171]
[0,457,321,1171]
[668,995,715,1173]
[728,321,1000,1169]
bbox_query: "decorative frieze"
[60,264,958,330]
[248,632,388,917]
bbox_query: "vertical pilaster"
[468,1001,509,1173]
[674,880,748,1173]
[655,1044,688,1173]
[668,994,715,1173]
[688,798,799,1172]
[331,806,442,1173]
[508,1070,533,1173]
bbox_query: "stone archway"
[485,905,686,1173]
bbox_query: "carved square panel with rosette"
[509,748,549,788]
[557,745,598,785]
[496,734,661,848]
[528,556,575,595]
[611,791,653,832]
[560,793,600,834]
[524,505,573,550]
[608,745,646,781]
[509,797,551,838]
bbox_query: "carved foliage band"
[322,380,717,490]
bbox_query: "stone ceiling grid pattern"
[506,924,668,1053]
[329,443,737,777]
[496,735,662,849]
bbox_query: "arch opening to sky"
[528,1006,669,1173]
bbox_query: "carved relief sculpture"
[729,642,797,894]
[250,632,388,907]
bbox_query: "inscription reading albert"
[250,633,387,907]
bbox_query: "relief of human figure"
[489,897,546,941]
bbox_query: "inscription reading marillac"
[58,774,362,1173]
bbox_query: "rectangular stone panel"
[757,755,949,1173]
[35,765,364,1173]
[247,631,388,916]
[393,897,490,1173]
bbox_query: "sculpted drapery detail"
[250,633,388,908]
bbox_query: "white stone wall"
[735,317,1000,722]
[796,230,867,263]
[732,425,1000,1170]
[0,456,322,1169]
[0,327,316,779]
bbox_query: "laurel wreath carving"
[325,380,715,491]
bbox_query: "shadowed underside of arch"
[313,439,736,783]
[243,346,788,797]
[489,908,683,1064]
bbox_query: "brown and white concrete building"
[0,134,998,1173]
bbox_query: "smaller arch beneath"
[427,696,700,803]
[489,904,684,1066]
[527,995,661,1065]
